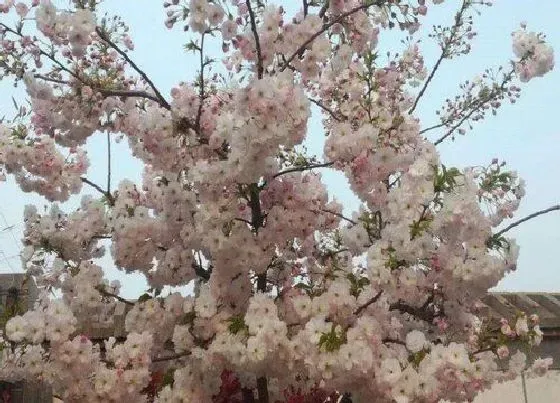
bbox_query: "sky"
[0,0,559,297]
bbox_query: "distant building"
[476,292,560,402]
[480,292,560,365]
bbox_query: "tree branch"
[273,162,334,178]
[409,0,469,115]
[81,177,115,205]
[94,88,165,104]
[106,131,111,195]
[248,182,269,401]
[383,338,406,346]
[493,204,560,238]
[354,290,383,315]
[389,299,438,323]
[256,376,269,403]
[310,208,357,225]
[309,98,344,121]
[152,351,191,363]
[95,286,134,306]
[95,27,171,110]
[246,0,264,79]
[433,67,517,146]
[192,260,211,281]
[281,1,385,71]
[419,121,447,135]
[34,73,168,104]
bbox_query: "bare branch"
[493,204,560,238]
[33,74,68,85]
[389,299,438,323]
[273,162,334,178]
[246,0,264,79]
[95,27,171,110]
[95,286,134,306]
[94,88,165,104]
[309,208,357,225]
[192,260,211,281]
[106,132,111,195]
[34,73,168,104]
[419,121,447,135]
[309,98,344,121]
[152,351,191,363]
[354,290,383,315]
[409,0,469,115]
[383,338,406,346]
[81,177,115,205]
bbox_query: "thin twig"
[419,121,447,135]
[34,73,167,104]
[409,0,469,115]
[106,131,111,195]
[354,290,383,315]
[273,162,334,178]
[471,347,494,355]
[152,351,191,363]
[96,286,134,306]
[246,0,264,79]
[309,98,344,121]
[383,338,406,346]
[95,27,171,110]
[81,177,115,205]
[314,208,357,225]
[192,260,211,281]
[33,74,68,85]
[433,66,517,146]
[493,204,560,238]
[281,1,385,71]
[94,88,165,104]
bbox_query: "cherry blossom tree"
[0,0,557,402]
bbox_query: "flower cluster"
[0,124,88,201]
[512,25,555,82]
[0,0,556,402]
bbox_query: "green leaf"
[138,293,152,303]
[228,314,249,335]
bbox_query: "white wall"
[474,371,560,403]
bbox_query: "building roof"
[481,292,560,330]
[1,273,559,333]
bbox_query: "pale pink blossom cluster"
[512,25,555,82]
[0,0,556,402]
[0,124,88,201]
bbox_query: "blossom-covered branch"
[0,1,555,402]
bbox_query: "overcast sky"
[1,1,559,297]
